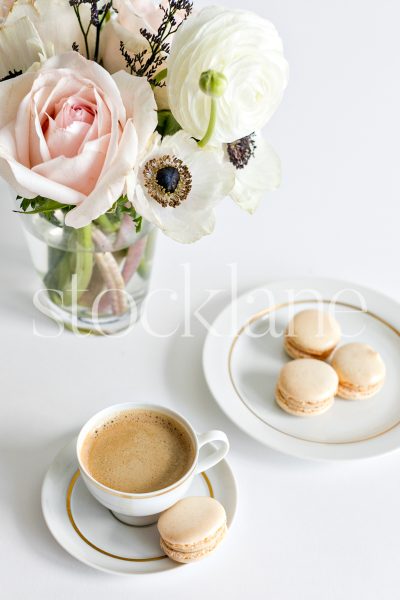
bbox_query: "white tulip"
[167,6,289,143]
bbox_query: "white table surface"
[1,0,400,598]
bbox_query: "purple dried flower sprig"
[121,0,193,87]
[69,0,113,62]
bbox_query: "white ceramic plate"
[203,278,400,461]
[42,438,237,575]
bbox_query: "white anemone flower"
[224,132,281,214]
[133,130,234,243]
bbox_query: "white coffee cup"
[76,402,229,525]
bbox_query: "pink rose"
[102,0,167,74]
[102,0,185,109]
[0,51,157,227]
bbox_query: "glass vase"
[20,210,157,334]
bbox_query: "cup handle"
[194,430,229,475]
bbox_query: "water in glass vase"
[22,212,156,334]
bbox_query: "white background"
[1,0,400,598]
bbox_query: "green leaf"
[14,196,68,215]
[94,213,120,234]
[156,110,181,138]
[106,194,143,233]
[153,68,168,85]
[20,198,32,212]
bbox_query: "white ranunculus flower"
[0,0,91,78]
[133,131,235,243]
[224,132,281,213]
[167,6,289,143]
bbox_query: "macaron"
[275,358,338,416]
[331,343,386,399]
[284,309,341,360]
[157,497,227,563]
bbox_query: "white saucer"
[41,437,237,575]
[203,277,400,461]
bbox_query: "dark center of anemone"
[226,133,257,169]
[156,166,180,193]
[143,155,193,208]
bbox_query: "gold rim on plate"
[228,299,400,445]
[66,470,214,563]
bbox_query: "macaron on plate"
[158,497,227,563]
[203,277,400,461]
[42,437,237,575]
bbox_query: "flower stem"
[91,226,128,316]
[94,9,108,64]
[153,68,168,86]
[197,98,217,148]
[122,237,147,284]
[53,225,93,307]
[94,27,100,63]
[74,6,90,59]
[71,225,94,304]
[95,214,119,234]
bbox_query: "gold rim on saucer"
[66,470,214,562]
[228,299,400,445]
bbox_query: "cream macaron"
[275,358,339,416]
[284,309,341,360]
[157,497,227,563]
[331,343,386,399]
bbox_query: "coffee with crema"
[80,409,195,494]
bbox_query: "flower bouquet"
[0,0,288,333]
